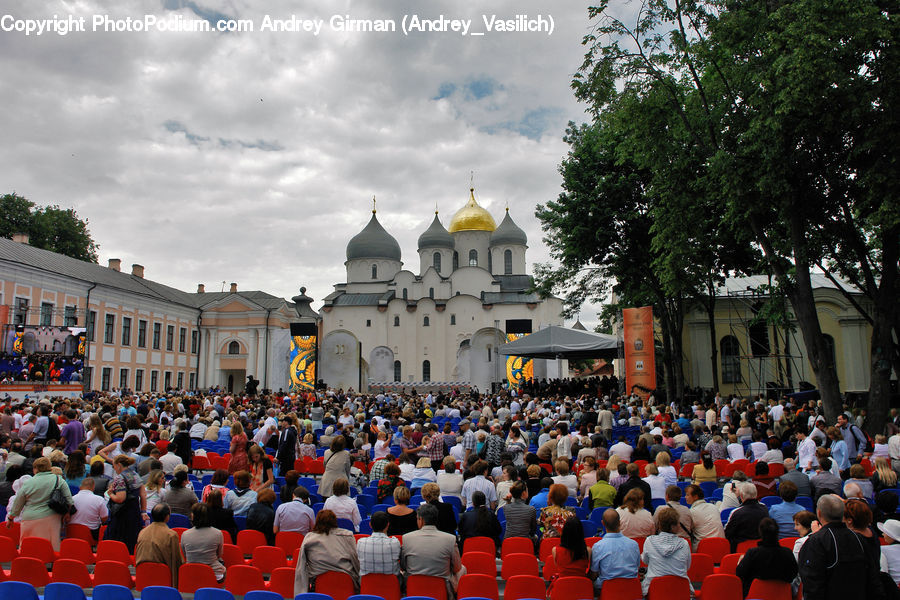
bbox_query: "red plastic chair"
[20,536,57,564]
[505,575,546,600]
[51,558,94,587]
[457,573,499,600]
[96,540,134,565]
[500,552,540,579]
[307,459,325,476]
[275,530,304,560]
[223,543,247,567]
[697,537,731,564]
[10,556,50,587]
[501,537,535,557]
[688,552,716,584]
[647,575,691,600]
[461,551,495,576]
[462,536,496,556]
[747,579,793,600]
[0,535,18,563]
[360,573,401,600]
[236,529,268,557]
[633,536,647,553]
[538,538,561,563]
[225,564,268,595]
[178,563,220,594]
[193,455,211,470]
[0,521,20,543]
[548,576,595,600]
[315,570,356,600]
[735,539,759,555]
[406,574,448,600]
[251,545,287,575]
[600,577,642,600]
[58,538,95,565]
[135,562,173,590]
[93,560,135,588]
[717,553,743,575]
[779,537,799,549]
[64,524,96,548]
[269,566,297,598]
[585,536,602,548]
[694,573,742,600]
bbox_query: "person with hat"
[879,519,900,585]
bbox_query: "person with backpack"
[837,413,870,464]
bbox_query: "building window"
[188,372,196,390]
[101,367,111,391]
[423,316,430,327]
[469,249,477,267]
[504,249,513,275]
[63,306,77,327]
[135,369,144,392]
[433,252,441,272]
[372,264,378,279]
[450,314,456,325]
[40,302,54,326]
[191,330,199,353]
[823,334,837,375]
[721,335,741,384]
[179,327,186,352]
[453,251,459,270]
[749,321,770,356]
[394,360,401,382]
[164,371,172,391]
[82,367,92,389]
[150,370,159,392]
[177,372,184,389]
[138,320,147,348]
[429,287,434,299]
[422,360,431,381]
[487,345,492,362]
[14,298,29,325]
[121,317,131,346]
[152,323,161,350]
[103,313,115,344]
[228,341,241,354]
[366,319,372,327]
[402,288,408,300]
[119,368,129,389]
[166,325,174,351]
[394,316,400,327]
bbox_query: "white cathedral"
[319,188,565,393]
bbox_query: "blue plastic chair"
[141,586,184,600]
[168,513,192,529]
[699,481,718,497]
[295,594,334,600]
[141,586,183,600]
[244,591,283,600]
[796,496,814,511]
[0,581,39,600]
[92,584,136,600]
[194,588,236,600]
[761,496,782,508]
[337,517,356,531]
[44,582,87,600]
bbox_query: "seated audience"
[735,517,798,598]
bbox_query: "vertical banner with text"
[505,319,533,391]
[289,323,317,393]
[622,307,656,399]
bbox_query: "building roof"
[716,274,860,296]
[346,211,402,261]
[417,213,454,250]
[448,189,496,233]
[490,209,527,247]
[494,275,533,292]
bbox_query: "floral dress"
[228,433,249,474]
[539,505,576,538]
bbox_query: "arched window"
[486,345,492,362]
[823,334,837,375]
[450,314,456,325]
[228,340,240,355]
[488,252,492,273]
[393,360,401,382]
[429,287,434,299]
[402,288,408,300]
[433,252,441,272]
[504,249,513,274]
[423,316,430,327]
[371,264,377,279]
[468,249,478,267]
[721,335,741,383]
[422,360,431,381]
[453,251,459,270]
[393,315,400,327]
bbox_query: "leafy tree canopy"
[0,193,99,263]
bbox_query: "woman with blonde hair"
[873,456,898,493]
[552,459,578,499]
[615,488,656,538]
[655,451,678,487]
[228,421,249,474]
[299,433,317,459]
[85,414,111,455]
[606,454,623,473]
[145,469,166,514]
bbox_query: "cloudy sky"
[1,0,605,323]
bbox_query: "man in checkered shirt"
[357,511,401,576]
[459,419,476,461]
[422,424,445,470]
[369,454,394,483]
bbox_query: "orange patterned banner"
[623,306,656,399]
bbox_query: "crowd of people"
[0,381,898,599]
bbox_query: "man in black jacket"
[613,463,652,508]
[724,481,769,552]
[275,417,297,475]
[799,494,884,600]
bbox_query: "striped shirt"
[461,475,498,509]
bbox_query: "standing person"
[400,504,465,600]
[228,421,249,474]
[106,455,148,553]
[589,509,641,595]
[799,494,884,600]
[135,503,184,588]
[319,436,351,498]
[60,410,85,454]
[275,417,298,476]
[5,457,72,551]
[294,510,360,596]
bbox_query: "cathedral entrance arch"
[321,330,360,392]
[369,346,394,383]
[470,327,505,392]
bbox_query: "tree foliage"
[0,193,99,263]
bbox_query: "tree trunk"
[865,227,899,435]
[706,278,720,393]
[658,304,675,405]
[670,297,686,402]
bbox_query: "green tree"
[0,193,98,262]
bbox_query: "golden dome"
[448,188,496,233]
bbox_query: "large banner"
[505,319,533,391]
[289,323,317,393]
[623,306,656,399]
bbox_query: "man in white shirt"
[796,429,817,472]
[70,478,109,536]
[889,431,900,472]
[159,450,183,475]
[273,487,315,534]
[188,418,208,440]
[609,437,634,462]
